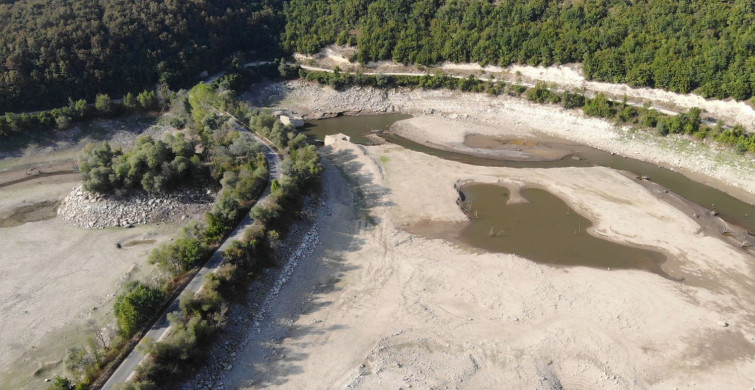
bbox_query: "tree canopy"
[284,0,755,101]
[0,0,283,112]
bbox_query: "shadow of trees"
[228,153,391,387]
[323,146,395,226]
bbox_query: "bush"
[583,93,615,118]
[113,282,165,337]
[95,94,114,116]
[115,381,157,390]
[562,90,585,109]
[46,377,75,390]
[526,82,560,104]
[250,201,281,225]
[55,115,72,130]
[124,93,138,109]
[149,237,208,275]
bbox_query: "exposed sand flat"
[221,138,755,389]
[0,120,201,389]
[0,174,187,389]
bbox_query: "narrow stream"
[302,114,412,145]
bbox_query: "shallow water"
[457,184,669,276]
[0,201,60,228]
[0,171,78,189]
[302,114,412,144]
[385,132,755,233]
[123,239,156,248]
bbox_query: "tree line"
[284,0,755,101]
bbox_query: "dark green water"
[459,184,669,276]
[308,114,755,233]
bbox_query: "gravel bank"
[178,194,326,390]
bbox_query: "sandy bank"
[213,137,755,389]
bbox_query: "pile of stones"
[59,185,214,229]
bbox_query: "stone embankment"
[58,185,214,229]
[179,197,322,390]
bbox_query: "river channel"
[303,114,754,274]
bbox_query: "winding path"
[100,126,282,389]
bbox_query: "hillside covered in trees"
[0,0,283,112]
[284,0,755,101]
[2,0,755,114]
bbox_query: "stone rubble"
[58,185,214,229]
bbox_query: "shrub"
[95,94,114,116]
[149,238,208,275]
[124,93,138,109]
[55,115,72,130]
[250,201,281,225]
[526,82,559,104]
[562,90,586,109]
[46,377,75,390]
[113,281,165,337]
[583,93,615,118]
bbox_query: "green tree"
[95,94,113,116]
[113,281,165,337]
[124,92,138,109]
[137,90,157,110]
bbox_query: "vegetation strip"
[47,75,322,390]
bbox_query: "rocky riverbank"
[179,194,323,390]
[58,185,214,229]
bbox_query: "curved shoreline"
[274,80,755,207]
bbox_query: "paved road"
[101,130,281,389]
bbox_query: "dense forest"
[284,0,755,101]
[2,0,755,114]
[0,0,283,112]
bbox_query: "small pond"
[457,183,670,277]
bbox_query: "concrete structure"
[324,133,350,146]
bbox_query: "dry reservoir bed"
[0,172,189,389]
[218,138,755,390]
[0,118,206,389]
